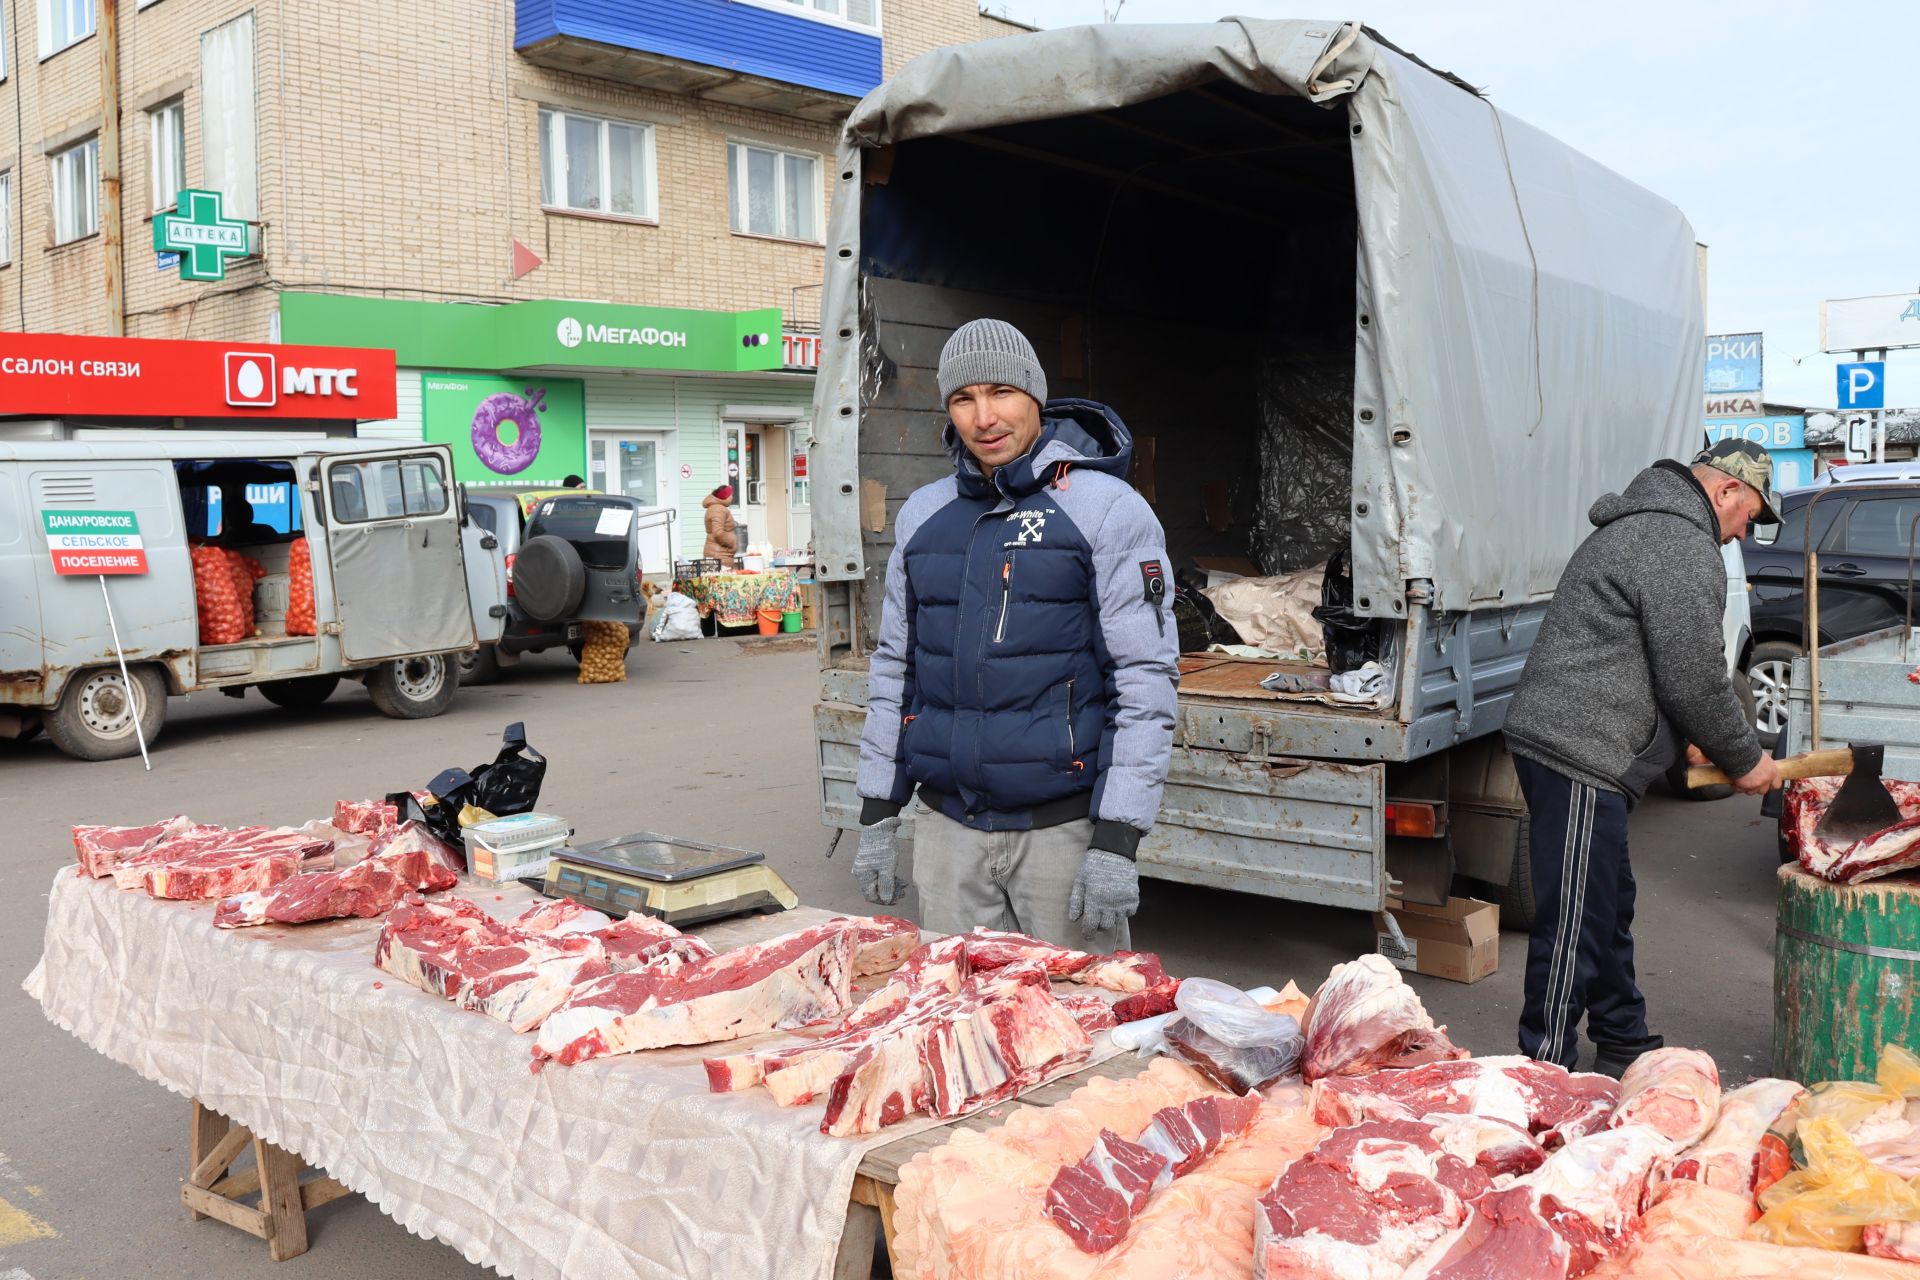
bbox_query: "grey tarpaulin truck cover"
[807,19,1704,913]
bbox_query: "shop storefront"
[278,294,819,574]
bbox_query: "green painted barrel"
[1775,864,1920,1084]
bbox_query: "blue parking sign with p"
[1837,361,1886,410]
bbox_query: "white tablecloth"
[25,870,991,1280]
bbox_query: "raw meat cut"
[1044,1129,1171,1252]
[950,928,1169,993]
[1784,775,1920,882]
[1863,1220,1920,1262]
[214,846,456,928]
[1421,1111,1550,1180]
[1253,1117,1484,1280]
[1300,953,1466,1081]
[1655,1078,1803,1198]
[375,897,610,1033]
[1133,1093,1264,1177]
[1313,1054,1620,1150]
[1112,978,1181,1023]
[1402,1186,1573,1280]
[1054,994,1118,1036]
[1164,1013,1301,1092]
[333,798,398,837]
[1517,1124,1674,1273]
[532,922,856,1066]
[1613,1048,1721,1146]
[71,815,193,878]
[594,915,716,973]
[841,914,921,976]
[367,820,465,874]
[511,900,614,935]
[142,827,336,900]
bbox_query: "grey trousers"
[910,803,1131,952]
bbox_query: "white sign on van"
[595,507,634,537]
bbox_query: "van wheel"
[258,674,341,710]
[456,644,502,686]
[46,666,167,761]
[368,655,457,719]
[1490,814,1536,931]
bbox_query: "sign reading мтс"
[43,510,148,575]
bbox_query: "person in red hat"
[703,484,739,562]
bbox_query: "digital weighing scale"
[542,832,799,926]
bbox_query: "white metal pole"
[98,574,152,771]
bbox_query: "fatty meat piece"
[1300,953,1467,1080]
[1164,1012,1301,1092]
[1516,1123,1675,1273]
[142,827,336,900]
[1863,1219,1920,1262]
[532,922,855,1066]
[1043,1129,1172,1253]
[1312,1054,1621,1149]
[1784,775,1920,882]
[332,798,398,837]
[374,897,611,1033]
[954,927,1169,993]
[1654,1078,1803,1198]
[595,916,717,973]
[214,845,456,927]
[71,815,194,878]
[1402,1185,1573,1280]
[511,900,615,935]
[368,819,465,874]
[1612,1048,1721,1146]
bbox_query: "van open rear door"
[317,447,475,662]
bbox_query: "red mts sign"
[0,332,397,419]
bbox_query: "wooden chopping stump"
[1774,863,1920,1084]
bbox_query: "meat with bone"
[1253,1118,1490,1280]
[950,927,1169,993]
[213,846,456,928]
[332,798,398,837]
[1312,1054,1621,1150]
[1611,1048,1721,1146]
[1784,776,1920,882]
[1044,1128,1172,1253]
[143,827,336,900]
[511,900,614,935]
[841,914,922,976]
[532,921,855,1066]
[1654,1077,1803,1198]
[1300,953,1467,1081]
[367,819,465,874]
[375,897,610,1033]
[1401,1185,1573,1280]
[1516,1124,1674,1274]
[71,815,194,878]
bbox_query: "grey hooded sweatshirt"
[1504,460,1763,803]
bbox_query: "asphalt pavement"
[0,637,1786,1279]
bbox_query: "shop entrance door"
[595,431,676,574]
[724,424,772,550]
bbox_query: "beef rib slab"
[215,846,455,928]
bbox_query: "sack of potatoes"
[577,620,630,685]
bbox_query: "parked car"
[1741,482,1920,744]
[1665,541,1757,799]
[1810,461,1920,486]
[461,490,649,682]
[0,440,506,760]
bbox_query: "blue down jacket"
[856,399,1180,858]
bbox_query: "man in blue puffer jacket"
[851,319,1180,947]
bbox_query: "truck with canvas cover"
[807,20,1706,924]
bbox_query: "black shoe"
[1591,1034,1664,1080]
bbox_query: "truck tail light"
[1384,802,1440,839]
[504,553,516,597]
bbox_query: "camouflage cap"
[1694,437,1782,525]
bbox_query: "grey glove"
[1068,849,1139,938]
[853,816,905,905]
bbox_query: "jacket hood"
[702,494,729,509]
[1589,460,1716,540]
[943,398,1134,499]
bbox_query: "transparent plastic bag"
[1175,978,1297,1049]
[1163,978,1304,1091]
[1751,1116,1920,1252]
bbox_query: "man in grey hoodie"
[1503,438,1782,1076]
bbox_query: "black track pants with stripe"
[1513,755,1650,1069]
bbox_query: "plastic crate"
[463,812,571,883]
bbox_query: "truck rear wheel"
[45,665,167,761]
[258,674,341,710]
[368,655,457,719]
[456,644,502,686]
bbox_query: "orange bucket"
[756,606,782,636]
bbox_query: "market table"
[24,868,1121,1280]
[679,569,800,629]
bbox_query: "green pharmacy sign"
[153,189,248,281]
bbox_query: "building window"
[37,0,93,58]
[50,138,99,244]
[150,100,185,212]
[201,12,257,220]
[727,143,819,243]
[0,172,11,265]
[747,0,878,32]
[538,109,656,220]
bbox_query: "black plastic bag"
[386,767,473,851]
[469,722,547,816]
[1171,569,1244,654]
[1312,547,1380,674]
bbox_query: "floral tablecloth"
[681,570,800,628]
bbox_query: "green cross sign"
[152,188,248,281]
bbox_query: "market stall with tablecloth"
[678,569,800,629]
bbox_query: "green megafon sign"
[423,374,587,487]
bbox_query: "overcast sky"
[986,1,1920,411]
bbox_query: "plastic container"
[756,606,781,636]
[742,553,767,572]
[463,811,571,883]
[781,610,803,633]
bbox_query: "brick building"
[0,0,1032,560]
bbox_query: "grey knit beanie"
[937,319,1048,407]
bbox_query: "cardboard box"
[1373,895,1500,984]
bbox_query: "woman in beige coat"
[702,485,739,562]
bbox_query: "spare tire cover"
[514,535,586,623]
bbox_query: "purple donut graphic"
[471,387,547,475]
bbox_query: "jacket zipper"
[1065,677,1077,760]
[993,551,1016,643]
